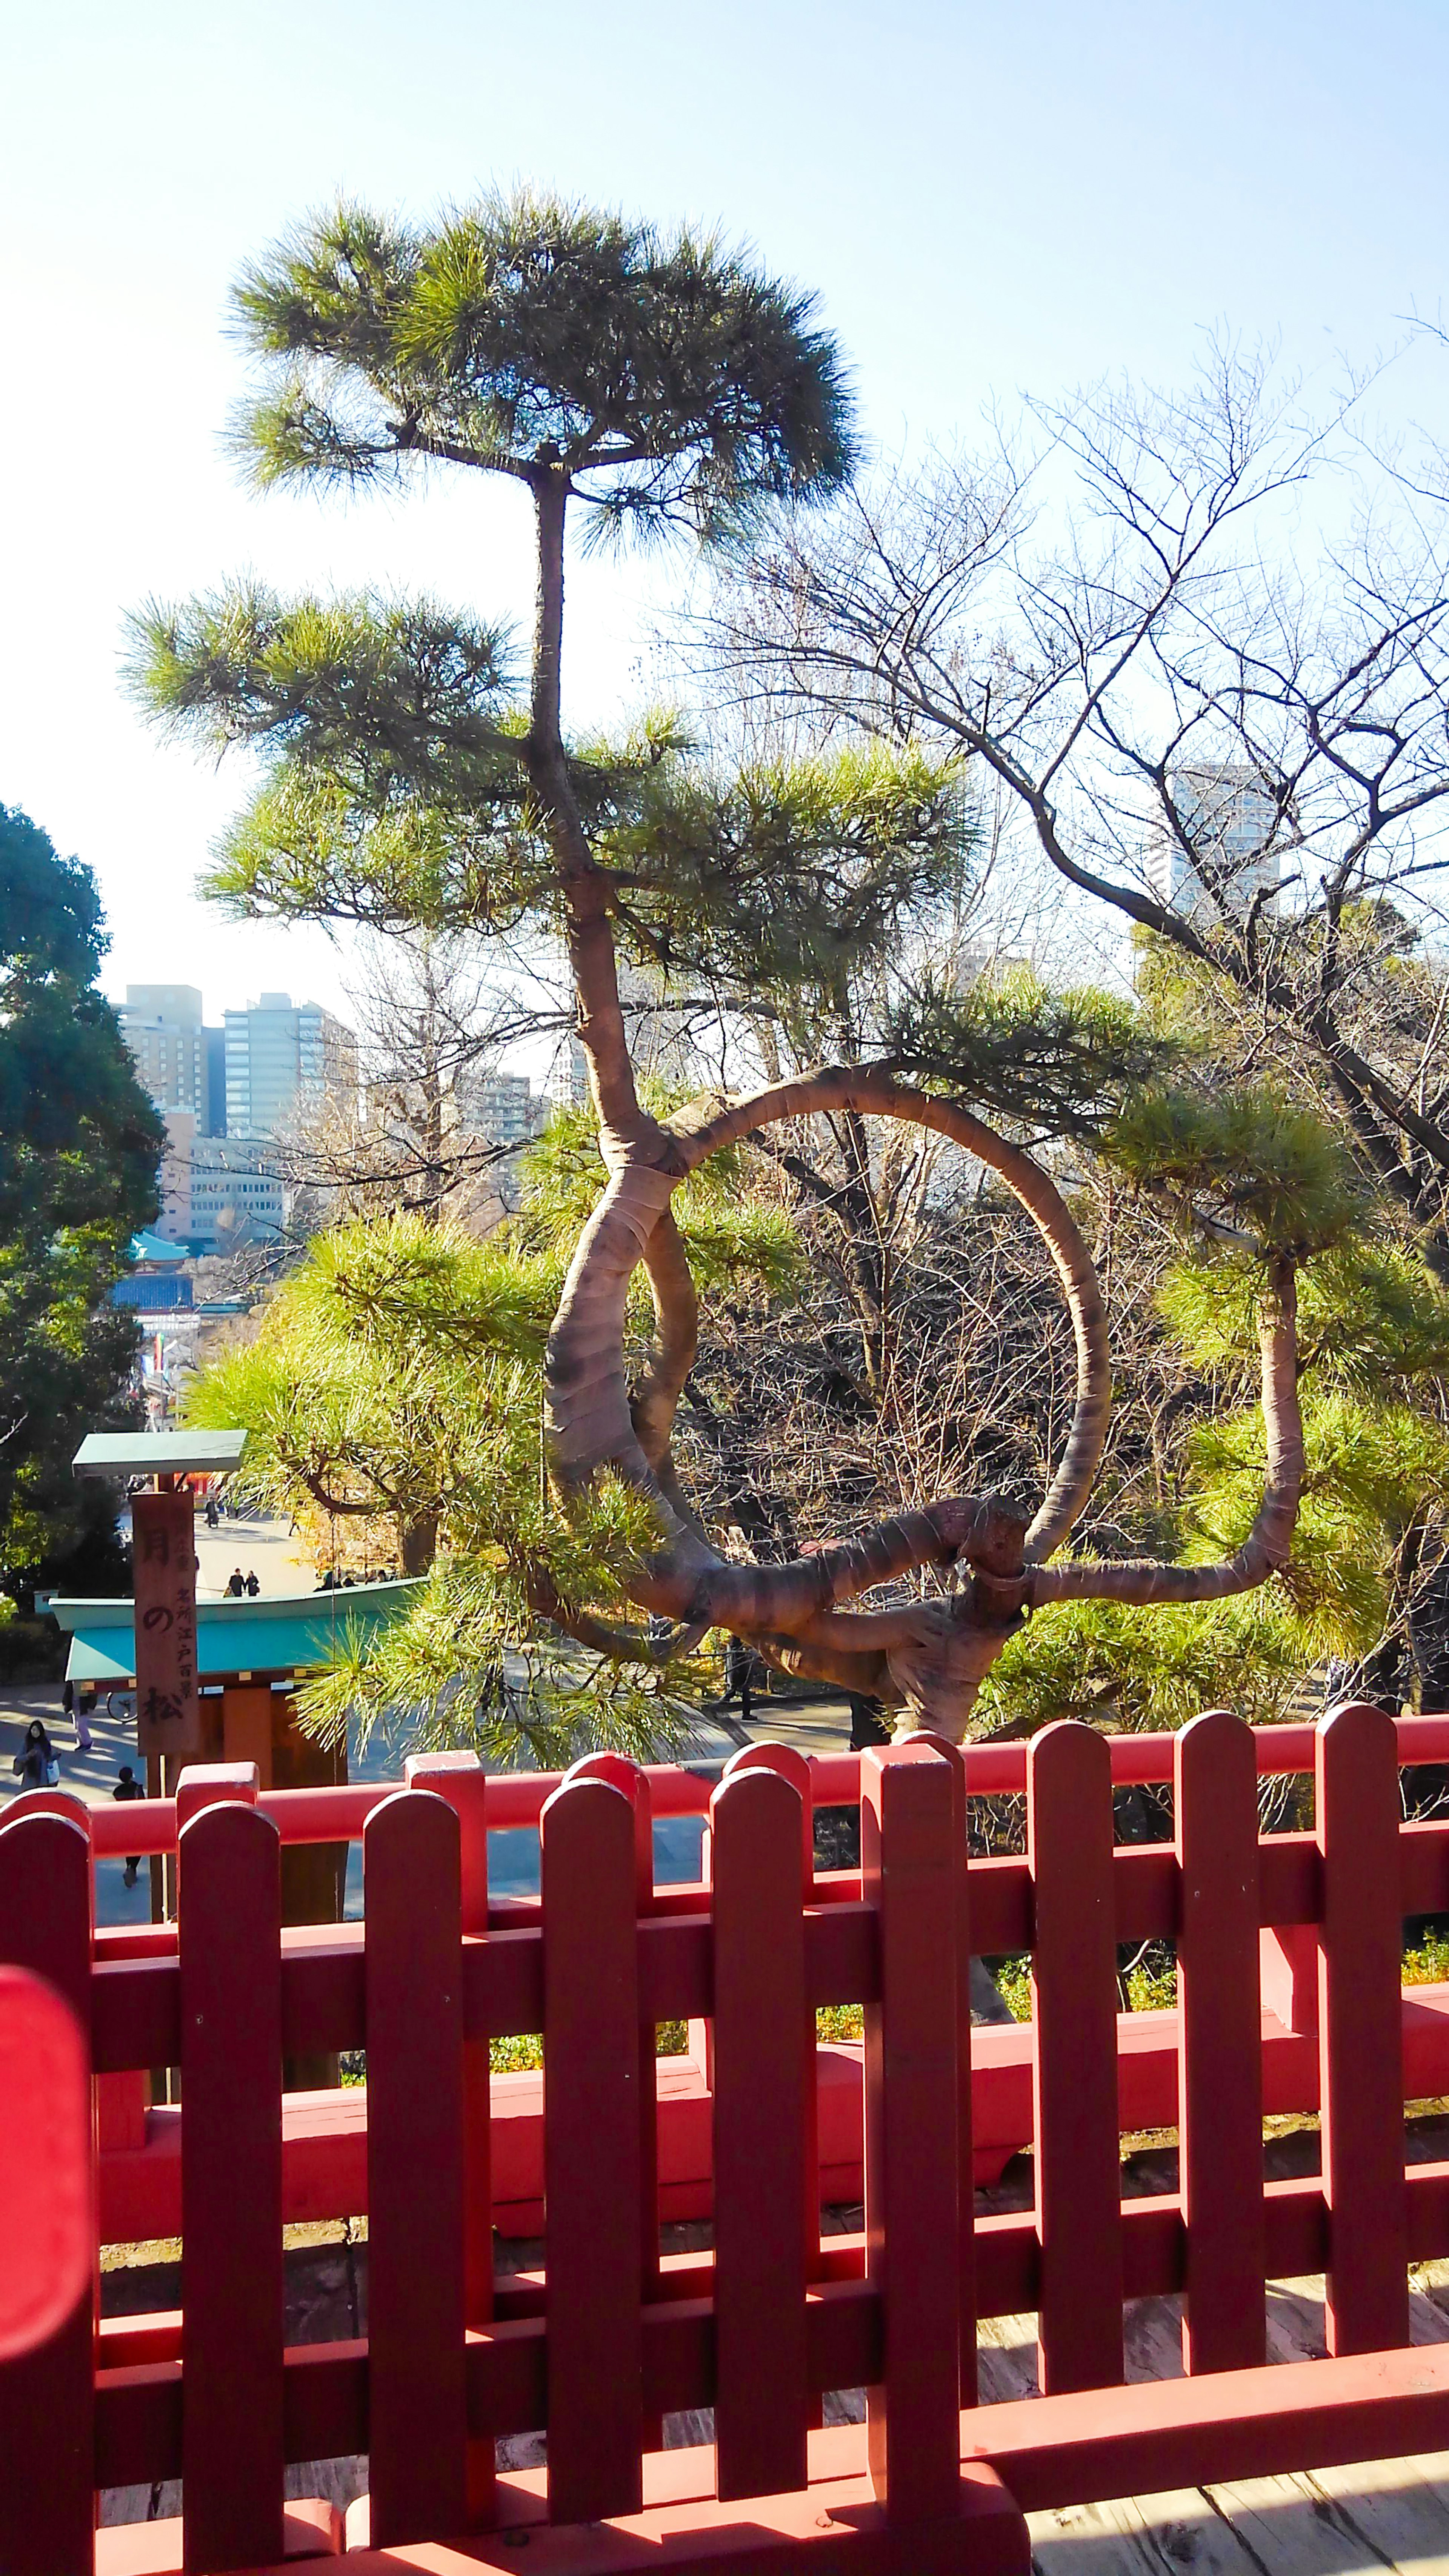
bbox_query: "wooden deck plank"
[1028,2488,1266,2574]
[1300,2448,1449,2571]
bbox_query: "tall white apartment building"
[223,993,358,1140]
[1148,767,1281,925]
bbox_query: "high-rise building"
[1148,767,1281,925]
[464,1069,542,1147]
[223,993,358,1141]
[547,1032,591,1111]
[117,985,226,1132]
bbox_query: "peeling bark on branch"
[543,1057,1304,1736]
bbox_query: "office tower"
[547,1032,591,1110]
[118,986,228,1134]
[118,985,203,1122]
[223,993,358,1140]
[1148,767,1281,925]
[465,1069,542,1147]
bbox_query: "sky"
[2,0,1445,1042]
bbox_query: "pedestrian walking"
[113,1763,145,1887]
[74,1687,94,1754]
[721,1633,754,1726]
[226,1568,245,1597]
[244,1570,260,1597]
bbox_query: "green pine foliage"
[882,966,1179,1135]
[183,1121,803,1758]
[229,191,856,537]
[0,808,163,1584]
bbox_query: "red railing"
[75,1710,1449,1861]
[8,1709,1449,2575]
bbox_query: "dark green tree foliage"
[0,808,162,1584]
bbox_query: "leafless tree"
[265,930,538,1229]
[701,343,1449,1267]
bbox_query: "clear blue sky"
[2,0,1443,1026]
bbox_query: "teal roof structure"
[129,1230,190,1266]
[39,1578,420,1685]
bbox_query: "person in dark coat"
[113,1763,145,1887]
[12,1720,55,1791]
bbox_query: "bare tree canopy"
[702,344,1449,1262]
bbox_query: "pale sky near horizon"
[2,0,1445,1043]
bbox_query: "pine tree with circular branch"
[132,192,1332,1739]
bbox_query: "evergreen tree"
[133,193,1371,1739]
[0,807,163,1586]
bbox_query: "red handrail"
[80,1712,1449,1861]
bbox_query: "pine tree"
[133,193,1370,1739]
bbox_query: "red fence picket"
[719,1738,819,2277]
[913,1728,978,2406]
[860,1741,963,2522]
[365,1789,468,2544]
[1317,1702,1410,2355]
[0,1808,95,2576]
[179,1798,284,2573]
[1176,1710,1264,2373]
[1029,1721,1123,2396]
[567,1752,661,2324]
[406,1752,494,2525]
[711,1761,811,2501]
[541,1774,644,2523]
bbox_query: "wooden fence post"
[1175,1709,1264,2372]
[179,1798,284,2574]
[860,1741,962,2524]
[711,1763,811,2501]
[565,1754,661,2330]
[406,1751,493,2527]
[912,1727,978,2406]
[1317,1703,1409,2355]
[541,1774,644,2523]
[0,1810,95,2576]
[365,1789,469,2544]
[721,1742,819,2276]
[1029,1721,1123,2395]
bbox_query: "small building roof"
[39,1579,420,1685]
[129,1230,190,1266]
[72,1429,250,1479]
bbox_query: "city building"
[117,985,226,1132]
[156,1109,197,1243]
[463,1068,543,1148]
[1148,767,1281,925]
[547,1030,591,1111]
[186,1137,286,1247]
[223,992,358,1141]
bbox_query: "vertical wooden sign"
[132,1490,203,1761]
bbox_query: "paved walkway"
[192,1504,314,1600]
[0,1684,152,1927]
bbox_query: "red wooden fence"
[8,1709,1449,2574]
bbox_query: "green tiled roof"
[39,1579,419,1685]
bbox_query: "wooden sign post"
[132,1488,203,1763]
